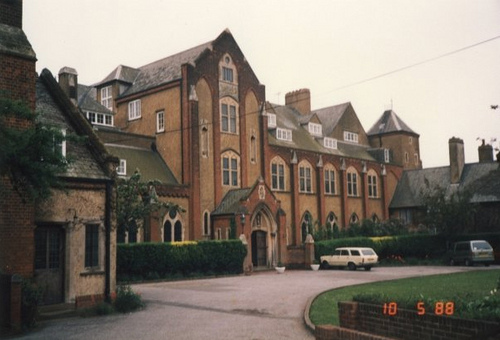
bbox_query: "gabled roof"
[96,65,140,86]
[367,110,418,136]
[36,69,116,181]
[212,188,252,216]
[266,102,376,161]
[390,162,500,209]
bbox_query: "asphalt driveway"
[14,266,497,340]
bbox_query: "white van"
[449,240,494,266]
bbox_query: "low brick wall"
[75,294,105,309]
[334,301,500,340]
[315,324,394,340]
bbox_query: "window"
[201,125,209,158]
[54,129,66,158]
[301,213,312,242]
[86,112,114,127]
[299,163,312,193]
[85,224,99,268]
[216,228,222,240]
[308,122,322,136]
[344,131,359,143]
[271,159,285,191]
[276,128,292,141]
[324,137,337,149]
[222,153,239,187]
[350,213,359,225]
[409,137,413,144]
[384,148,390,163]
[250,135,257,163]
[414,153,419,165]
[368,172,378,198]
[128,99,141,120]
[117,159,126,176]
[326,213,337,237]
[222,67,233,82]
[267,113,277,128]
[347,168,358,197]
[221,103,237,133]
[324,169,336,195]
[101,86,112,110]
[203,211,210,236]
[156,111,165,133]
[405,152,409,163]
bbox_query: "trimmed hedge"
[117,240,247,281]
[315,233,500,262]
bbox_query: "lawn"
[309,269,500,326]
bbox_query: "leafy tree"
[116,170,184,242]
[0,96,71,201]
[420,181,475,235]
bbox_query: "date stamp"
[382,301,455,316]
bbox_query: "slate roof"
[367,110,418,136]
[0,23,36,59]
[96,65,140,87]
[36,70,112,181]
[266,102,376,161]
[212,188,252,216]
[389,162,500,209]
[77,84,113,115]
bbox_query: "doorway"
[34,226,65,305]
[251,230,267,267]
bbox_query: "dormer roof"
[367,110,418,136]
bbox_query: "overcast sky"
[24,0,500,167]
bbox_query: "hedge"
[117,240,247,281]
[315,233,500,262]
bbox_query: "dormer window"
[308,122,322,136]
[276,128,292,142]
[267,113,277,128]
[344,131,358,143]
[101,86,113,110]
[324,137,337,150]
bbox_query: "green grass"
[309,269,500,326]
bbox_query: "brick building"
[71,29,420,268]
[1,0,117,327]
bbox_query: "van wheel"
[321,261,330,270]
[465,259,472,267]
[485,263,490,267]
[348,262,356,271]
[364,266,372,271]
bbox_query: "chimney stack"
[478,139,494,163]
[285,89,311,115]
[0,0,23,28]
[58,67,78,105]
[449,137,465,184]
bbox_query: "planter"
[275,266,286,274]
[310,264,320,271]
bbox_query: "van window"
[362,249,376,255]
[351,250,360,256]
[341,250,349,256]
[334,250,341,256]
[472,241,492,250]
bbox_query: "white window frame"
[324,137,337,149]
[156,111,165,133]
[271,161,285,191]
[222,66,234,82]
[117,159,127,176]
[324,169,336,195]
[384,148,390,163]
[299,164,312,193]
[368,174,378,198]
[308,122,322,136]
[128,100,141,120]
[221,103,237,133]
[222,154,239,187]
[347,170,358,197]
[276,128,292,142]
[101,86,112,110]
[54,129,67,158]
[267,113,277,128]
[86,111,113,127]
[344,131,359,143]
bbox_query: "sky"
[23,0,500,168]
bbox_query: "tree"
[420,180,475,235]
[116,170,184,242]
[0,96,71,201]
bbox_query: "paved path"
[15,266,498,340]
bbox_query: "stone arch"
[163,209,184,242]
[250,203,278,267]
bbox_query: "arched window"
[349,213,359,225]
[299,161,313,193]
[326,212,338,238]
[367,169,378,198]
[324,164,337,195]
[221,151,240,187]
[301,212,313,242]
[346,167,359,197]
[270,156,286,191]
[164,209,183,242]
[219,54,237,84]
[220,97,238,134]
[372,214,380,223]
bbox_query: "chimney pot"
[285,89,311,115]
[58,67,78,104]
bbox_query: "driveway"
[15,266,497,340]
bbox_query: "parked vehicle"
[448,240,494,266]
[320,247,378,271]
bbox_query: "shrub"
[21,279,43,328]
[113,285,144,313]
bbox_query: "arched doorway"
[250,206,278,268]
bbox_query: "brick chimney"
[0,0,23,28]
[478,139,494,163]
[285,88,311,115]
[58,67,78,105]
[449,137,464,184]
